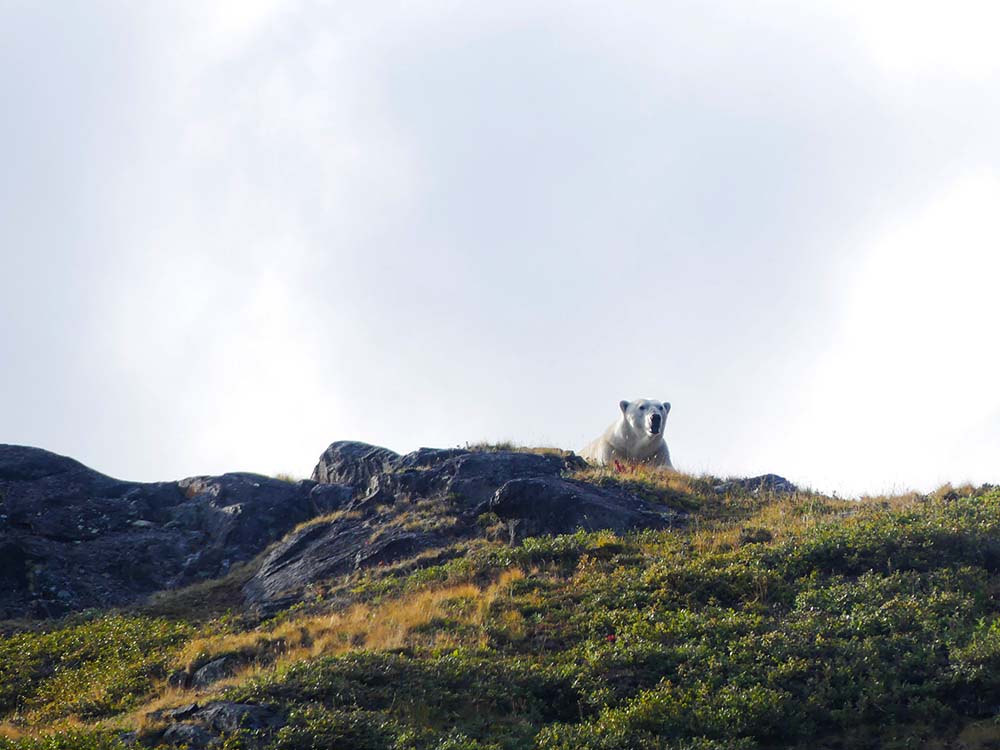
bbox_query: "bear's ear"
[662,402,671,414]
[619,400,630,414]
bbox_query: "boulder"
[166,703,200,721]
[191,657,232,688]
[311,441,400,492]
[714,474,798,495]
[152,701,283,748]
[195,701,284,733]
[485,477,682,539]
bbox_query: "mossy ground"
[3,463,1000,749]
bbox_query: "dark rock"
[167,669,189,689]
[379,449,583,508]
[0,444,101,483]
[243,514,442,611]
[191,657,231,688]
[244,444,660,612]
[166,703,200,721]
[194,701,284,733]
[176,474,306,550]
[714,474,798,495]
[3,439,768,622]
[151,702,283,749]
[308,482,353,514]
[310,442,585,507]
[311,441,400,492]
[424,451,584,508]
[0,444,354,618]
[0,542,29,591]
[485,477,683,539]
[27,599,65,619]
[161,722,213,749]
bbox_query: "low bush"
[0,615,190,721]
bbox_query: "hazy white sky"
[2,1,998,496]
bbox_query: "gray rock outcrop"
[0,445,348,618]
[486,476,683,539]
[243,442,683,612]
[150,701,284,749]
[1,440,697,620]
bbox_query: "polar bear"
[581,399,673,469]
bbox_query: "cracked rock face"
[1,440,692,620]
[0,445,348,619]
[243,442,684,613]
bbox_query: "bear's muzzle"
[649,413,662,434]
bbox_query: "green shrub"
[0,615,190,720]
[0,730,127,750]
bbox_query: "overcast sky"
[2,1,998,496]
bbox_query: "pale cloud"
[844,0,1000,78]
[2,2,999,491]
[787,172,1000,494]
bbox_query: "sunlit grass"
[291,509,364,534]
[175,568,527,677]
[463,441,576,458]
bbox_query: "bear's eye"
[639,405,646,411]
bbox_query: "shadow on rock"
[0,445,347,618]
[243,441,686,613]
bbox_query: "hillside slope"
[1,443,999,749]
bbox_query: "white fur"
[580,398,673,469]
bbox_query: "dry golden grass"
[111,684,205,734]
[858,482,980,510]
[934,482,979,499]
[291,509,364,534]
[121,665,273,735]
[463,441,575,458]
[175,569,526,677]
[314,583,482,653]
[0,722,25,740]
[573,462,702,492]
[688,493,854,553]
[52,570,532,739]
[686,481,985,555]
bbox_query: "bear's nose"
[650,413,662,431]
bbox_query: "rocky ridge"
[0,445,342,619]
[0,441,795,621]
[242,442,686,613]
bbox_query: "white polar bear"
[580,399,673,469]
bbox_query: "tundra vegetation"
[1,457,999,750]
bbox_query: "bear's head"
[619,399,671,438]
